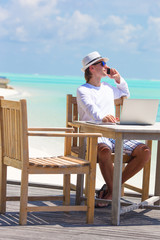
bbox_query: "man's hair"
[84,67,92,83]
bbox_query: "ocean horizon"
[0,72,160,193]
[1,72,160,122]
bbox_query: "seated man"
[77,51,151,207]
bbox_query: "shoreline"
[0,86,19,98]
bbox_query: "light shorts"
[98,137,142,156]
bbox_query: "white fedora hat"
[81,51,109,72]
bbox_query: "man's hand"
[102,115,119,123]
[108,68,120,84]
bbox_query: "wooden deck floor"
[0,183,160,239]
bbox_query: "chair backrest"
[66,94,78,125]
[66,95,79,147]
[66,94,126,123]
[114,96,127,119]
[66,94,126,148]
[0,99,29,169]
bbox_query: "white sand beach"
[0,87,19,98]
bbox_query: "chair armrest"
[28,132,102,138]
[68,122,81,128]
[28,127,73,132]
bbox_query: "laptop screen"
[120,99,159,125]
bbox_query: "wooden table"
[73,121,160,225]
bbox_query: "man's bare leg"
[97,143,151,205]
[122,144,151,183]
[97,143,113,204]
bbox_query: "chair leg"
[19,170,29,225]
[75,174,84,205]
[121,163,125,196]
[0,164,7,213]
[63,174,70,206]
[84,138,90,201]
[76,137,86,205]
[142,160,151,201]
[86,137,97,224]
[85,174,88,203]
[142,140,152,201]
[86,172,96,224]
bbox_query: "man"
[77,51,150,207]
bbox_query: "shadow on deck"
[0,183,160,227]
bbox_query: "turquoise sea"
[1,72,160,193]
[2,73,160,126]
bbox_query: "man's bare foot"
[95,184,112,208]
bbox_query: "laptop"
[86,99,159,125]
[120,99,159,125]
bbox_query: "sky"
[0,0,160,79]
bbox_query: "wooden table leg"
[75,136,86,205]
[154,140,160,205]
[112,133,123,225]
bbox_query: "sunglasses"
[92,61,106,67]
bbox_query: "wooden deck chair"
[0,98,101,225]
[66,94,152,201]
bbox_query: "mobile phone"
[107,68,110,74]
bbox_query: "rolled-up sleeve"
[114,77,130,99]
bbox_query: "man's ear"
[89,65,94,71]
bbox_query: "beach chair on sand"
[0,98,101,225]
[66,94,152,204]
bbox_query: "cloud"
[15,26,28,42]
[112,23,142,47]
[100,13,160,53]
[0,6,9,22]
[0,6,10,38]
[0,1,99,44]
[0,0,160,55]
[13,0,59,22]
[19,0,45,7]
[18,0,58,12]
[100,15,142,52]
[141,16,160,52]
[148,16,160,39]
[57,10,99,41]
[0,0,59,42]
[106,15,126,25]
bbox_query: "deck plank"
[0,183,160,239]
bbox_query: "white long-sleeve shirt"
[77,77,130,121]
